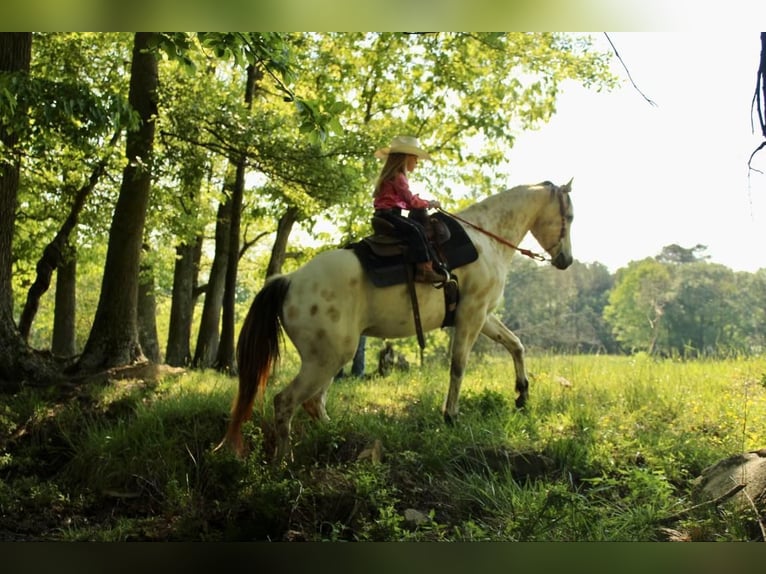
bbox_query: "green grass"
[1,353,765,541]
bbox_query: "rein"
[436,208,549,262]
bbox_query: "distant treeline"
[497,244,765,357]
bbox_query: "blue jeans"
[350,336,366,376]
[336,336,366,379]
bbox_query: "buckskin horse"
[216,179,574,461]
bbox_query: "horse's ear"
[562,177,573,193]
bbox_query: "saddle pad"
[349,212,479,287]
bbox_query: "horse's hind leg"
[301,384,331,422]
[273,369,331,462]
[299,341,357,422]
[481,314,530,408]
[274,369,322,463]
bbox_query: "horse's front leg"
[442,319,483,425]
[481,314,529,408]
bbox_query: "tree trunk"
[214,160,245,373]
[214,65,258,373]
[192,198,230,368]
[137,246,161,363]
[166,157,205,368]
[0,33,59,389]
[265,206,300,278]
[0,34,31,382]
[165,236,202,367]
[76,32,158,372]
[51,246,77,358]
[0,33,31,317]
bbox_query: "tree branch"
[604,33,657,107]
[749,32,766,173]
[18,127,122,342]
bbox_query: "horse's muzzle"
[551,251,573,270]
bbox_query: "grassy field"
[1,350,765,541]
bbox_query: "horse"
[216,179,574,462]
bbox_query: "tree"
[160,60,215,367]
[51,248,76,357]
[604,258,674,354]
[0,33,35,386]
[656,243,709,265]
[738,269,766,352]
[165,236,202,367]
[214,64,258,373]
[153,46,221,368]
[76,32,159,371]
[137,244,161,363]
[500,258,615,352]
[152,33,320,370]
[662,262,742,356]
[192,198,231,368]
[568,261,617,352]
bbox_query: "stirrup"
[415,265,445,284]
[431,268,452,288]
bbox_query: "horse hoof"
[443,412,457,426]
[515,396,527,409]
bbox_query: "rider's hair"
[373,153,409,198]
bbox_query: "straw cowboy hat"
[374,135,432,160]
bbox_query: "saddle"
[347,211,479,336]
[351,211,478,287]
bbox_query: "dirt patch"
[69,361,186,387]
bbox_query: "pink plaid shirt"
[373,172,430,210]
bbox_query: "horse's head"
[530,179,574,270]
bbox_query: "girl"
[372,135,445,283]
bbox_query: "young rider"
[372,135,446,283]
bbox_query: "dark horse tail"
[215,276,291,457]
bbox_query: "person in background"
[335,336,366,380]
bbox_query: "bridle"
[437,188,569,263]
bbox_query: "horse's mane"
[460,181,555,218]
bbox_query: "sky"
[503,32,766,273]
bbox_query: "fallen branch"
[658,483,746,524]
[742,489,766,541]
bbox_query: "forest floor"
[1,354,765,542]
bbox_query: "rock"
[403,508,429,527]
[555,375,572,388]
[691,449,766,525]
[357,439,383,463]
